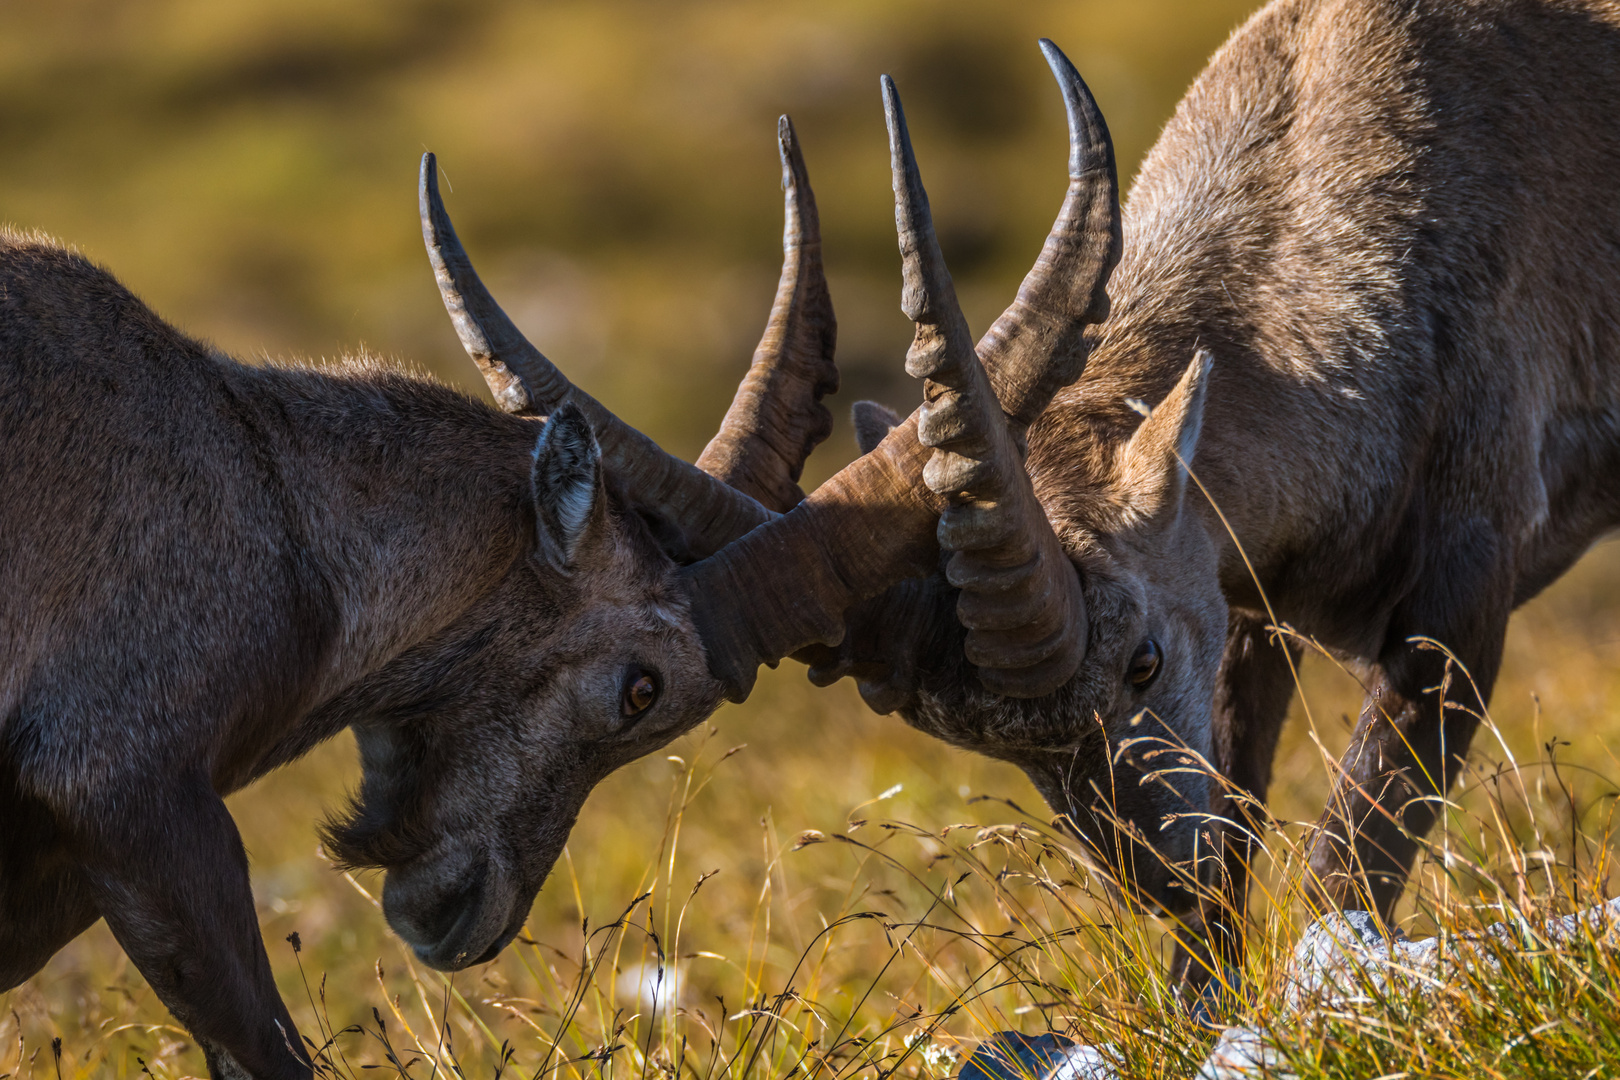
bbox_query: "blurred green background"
[0,0,1258,464]
[11,3,1620,1077]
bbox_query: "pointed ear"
[530,402,604,574]
[852,400,902,455]
[1118,350,1211,524]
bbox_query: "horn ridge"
[695,115,840,512]
[421,152,779,559]
[884,76,1088,697]
[975,39,1122,430]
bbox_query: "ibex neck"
[225,361,538,768]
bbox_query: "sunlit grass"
[7,3,1620,1077]
[7,546,1620,1078]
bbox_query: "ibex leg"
[0,787,99,989]
[72,771,312,1080]
[1170,614,1299,997]
[1307,545,1508,920]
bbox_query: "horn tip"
[419,153,441,225]
[1038,37,1080,84]
[880,76,907,147]
[777,114,808,191]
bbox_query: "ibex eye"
[620,668,660,719]
[1127,639,1162,690]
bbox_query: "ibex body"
[415,0,1620,998]
[0,106,862,1077]
[840,0,1620,983]
[0,238,733,1077]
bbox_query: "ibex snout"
[382,849,523,971]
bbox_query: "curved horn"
[681,410,942,701]
[683,72,1099,704]
[884,75,1087,697]
[696,116,839,512]
[976,39,1122,429]
[420,152,776,559]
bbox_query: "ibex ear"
[852,400,902,455]
[530,402,604,574]
[1118,350,1211,524]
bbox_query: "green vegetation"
[4,3,1620,1077]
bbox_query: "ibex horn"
[884,74,1088,696]
[419,152,776,559]
[976,39,1122,430]
[695,116,839,513]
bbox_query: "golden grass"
[6,3,1620,1077]
[7,542,1620,1079]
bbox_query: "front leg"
[1170,614,1300,999]
[70,770,311,1080]
[1307,539,1509,920]
[0,784,100,989]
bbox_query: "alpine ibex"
[0,121,855,1078]
[433,0,1620,998]
[9,2,1616,1073]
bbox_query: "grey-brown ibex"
[6,0,1618,1075]
[429,0,1620,999]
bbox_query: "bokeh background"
[5,2,1620,1077]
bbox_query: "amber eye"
[620,669,660,719]
[1127,639,1162,690]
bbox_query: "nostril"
[383,859,487,949]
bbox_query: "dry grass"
[6,3,1620,1077]
[7,543,1620,1080]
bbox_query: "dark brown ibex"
[433,0,1620,999]
[0,120,868,1078]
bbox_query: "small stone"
[1050,1042,1123,1080]
[1282,910,1401,1013]
[1193,1026,1293,1080]
[958,1032,1122,1080]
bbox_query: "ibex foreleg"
[1307,541,1511,921]
[72,772,313,1080]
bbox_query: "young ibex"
[436,0,1620,999]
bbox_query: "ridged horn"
[884,75,1087,697]
[680,410,943,702]
[695,116,839,513]
[420,152,776,559]
[976,38,1122,429]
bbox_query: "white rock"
[1281,897,1620,1016]
[1193,1026,1293,1080]
[1049,1042,1123,1080]
[1281,910,1401,1012]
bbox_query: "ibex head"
[803,49,1229,915]
[373,40,1223,964]
[889,347,1230,916]
[320,401,728,970]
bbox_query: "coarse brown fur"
[0,232,725,1078]
[845,0,1620,990]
